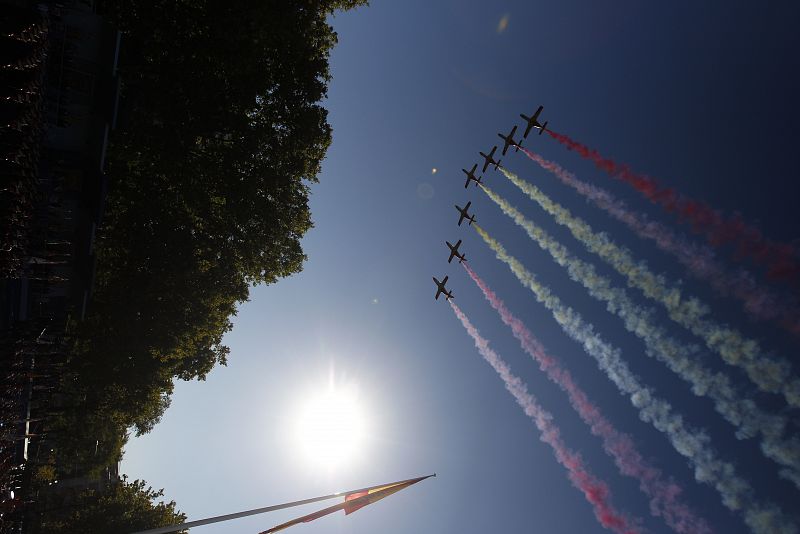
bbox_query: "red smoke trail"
[520,147,800,338]
[545,130,799,284]
[449,300,642,534]
[463,263,712,534]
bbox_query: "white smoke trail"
[519,148,800,338]
[450,300,644,534]
[500,167,800,410]
[465,262,712,534]
[480,184,800,487]
[474,223,797,534]
[544,130,800,284]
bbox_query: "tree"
[57,0,368,447]
[39,477,186,534]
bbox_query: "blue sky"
[122,2,800,533]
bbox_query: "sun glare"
[295,385,366,470]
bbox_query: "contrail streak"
[479,184,800,487]
[473,224,797,534]
[545,130,799,284]
[449,300,643,534]
[499,167,800,410]
[519,147,800,338]
[463,263,712,534]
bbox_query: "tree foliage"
[39,477,186,534]
[52,0,367,474]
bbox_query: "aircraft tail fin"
[539,121,548,135]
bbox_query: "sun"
[295,385,366,470]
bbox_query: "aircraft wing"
[498,135,510,155]
[502,126,518,154]
[523,122,534,138]
[521,107,544,138]
[433,276,446,300]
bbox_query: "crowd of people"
[1,6,58,533]
[1,5,49,279]
[0,320,68,532]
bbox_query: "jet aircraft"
[520,105,548,137]
[479,146,502,173]
[446,239,466,264]
[455,201,476,226]
[461,164,483,188]
[498,125,524,155]
[433,275,454,301]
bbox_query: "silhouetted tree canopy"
[55,0,367,469]
[39,477,186,534]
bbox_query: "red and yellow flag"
[260,475,433,534]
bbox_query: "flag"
[259,475,433,534]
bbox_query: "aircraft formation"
[433,96,800,534]
[433,106,548,300]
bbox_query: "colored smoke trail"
[545,130,799,283]
[500,167,800,410]
[472,224,797,534]
[479,184,800,487]
[449,300,642,534]
[463,263,712,534]
[519,147,800,338]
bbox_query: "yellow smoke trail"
[480,184,800,487]
[473,223,796,534]
[500,167,800,410]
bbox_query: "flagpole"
[130,474,435,534]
